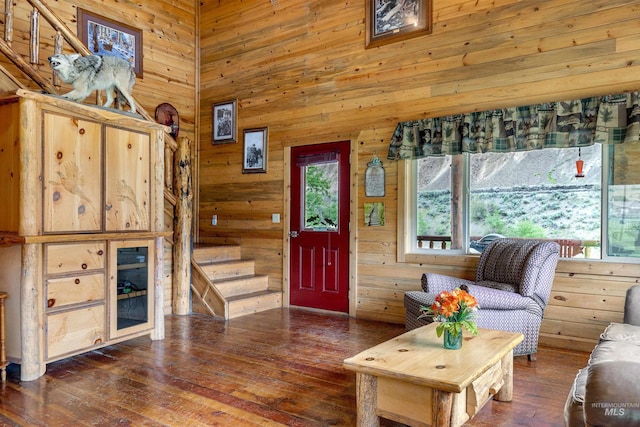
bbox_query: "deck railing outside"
[417,235,601,258]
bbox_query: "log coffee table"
[343,323,523,427]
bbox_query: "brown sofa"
[564,285,640,426]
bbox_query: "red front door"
[289,141,350,313]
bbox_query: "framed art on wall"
[365,0,432,49]
[78,9,143,77]
[242,128,268,174]
[212,99,237,144]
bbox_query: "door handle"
[289,231,299,238]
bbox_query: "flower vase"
[443,329,462,350]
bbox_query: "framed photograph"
[242,128,268,174]
[365,0,432,49]
[212,100,237,144]
[78,9,143,77]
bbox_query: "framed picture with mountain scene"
[365,0,432,49]
[78,9,143,77]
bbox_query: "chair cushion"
[475,280,519,294]
[465,283,532,310]
[588,340,640,365]
[584,361,640,426]
[600,322,640,344]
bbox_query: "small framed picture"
[78,9,143,77]
[242,128,268,174]
[365,0,432,49]
[212,99,237,144]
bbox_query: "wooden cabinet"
[0,90,167,381]
[42,112,152,234]
[104,127,151,232]
[44,242,106,360]
[42,113,102,233]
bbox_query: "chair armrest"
[624,285,640,326]
[421,273,473,293]
[466,284,532,310]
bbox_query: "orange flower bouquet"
[419,287,479,348]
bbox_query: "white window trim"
[397,147,640,264]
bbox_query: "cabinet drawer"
[46,305,105,360]
[46,273,105,309]
[46,242,105,275]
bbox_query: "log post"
[356,373,379,427]
[172,137,192,315]
[495,350,515,401]
[4,0,12,44]
[433,389,454,427]
[20,243,44,381]
[151,236,165,340]
[450,154,464,250]
[151,129,166,340]
[52,31,63,87]
[30,9,39,64]
[0,292,8,382]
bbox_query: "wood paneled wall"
[0,0,198,314]
[200,0,640,351]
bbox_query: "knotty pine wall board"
[197,0,640,351]
[0,0,197,315]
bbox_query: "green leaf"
[462,320,478,336]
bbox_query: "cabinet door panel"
[46,273,105,309]
[109,239,154,339]
[104,127,150,231]
[43,112,102,233]
[46,305,105,360]
[45,242,105,274]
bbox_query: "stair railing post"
[30,9,39,65]
[4,0,13,44]
[52,31,63,87]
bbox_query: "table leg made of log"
[0,292,7,382]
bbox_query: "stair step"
[200,259,255,280]
[214,275,269,298]
[227,290,282,319]
[192,244,241,264]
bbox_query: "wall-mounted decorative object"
[243,127,268,174]
[365,155,385,197]
[78,9,143,77]
[155,103,179,138]
[575,147,585,178]
[365,0,432,49]
[364,202,385,226]
[212,99,237,144]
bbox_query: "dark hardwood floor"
[0,309,588,426]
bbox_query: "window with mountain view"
[414,144,625,259]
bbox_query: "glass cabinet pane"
[116,246,149,330]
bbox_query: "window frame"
[398,145,639,264]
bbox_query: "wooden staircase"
[191,245,282,320]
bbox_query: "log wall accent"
[0,0,198,314]
[200,0,640,351]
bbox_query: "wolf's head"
[48,53,81,82]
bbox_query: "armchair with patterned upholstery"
[404,238,561,360]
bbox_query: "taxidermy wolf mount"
[48,53,136,113]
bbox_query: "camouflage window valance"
[387,92,640,160]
